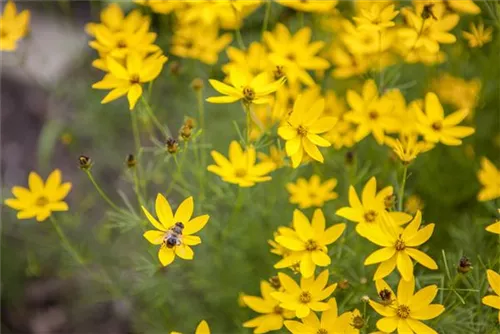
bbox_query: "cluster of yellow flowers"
[3,0,500,333]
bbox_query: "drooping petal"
[175,244,194,260]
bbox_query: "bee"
[421,4,437,20]
[163,222,184,248]
[379,288,393,306]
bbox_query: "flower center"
[117,39,127,48]
[130,74,140,84]
[286,53,296,62]
[305,239,318,251]
[273,305,283,315]
[0,29,8,38]
[299,291,312,303]
[235,168,247,178]
[243,87,255,101]
[364,210,377,223]
[384,195,395,209]
[368,110,379,120]
[397,305,410,319]
[317,329,328,334]
[297,125,307,136]
[35,196,49,207]
[352,316,365,329]
[185,40,194,49]
[431,121,442,131]
[395,237,405,251]
[273,65,285,80]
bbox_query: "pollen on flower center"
[243,87,255,101]
[368,110,379,120]
[364,210,377,223]
[305,239,318,251]
[397,305,410,319]
[317,329,328,334]
[299,291,312,303]
[235,168,247,178]
[297,125,308,136]
[395,237,406,251]
[130,74,140,84]
[117,40,127,48]
[431,121,442,131]
[35,196,49,207]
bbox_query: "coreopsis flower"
[222,42,271,80]
[353,3,399,31]
[92,52,168,110]
[284,298,361,334]
[171,320,210,334]
[275,0,338,13]
[483,269,500,322]
[370,277,445,333]
[336,177,412,237]
[271,270,337,318]
[286,175,338,209]
[431,73,481,112]
[477,157,500,202]
[462,22,493,48]
[0,0,30,51]
[322,90,357,149]
[364,211,437,281]
[385,135,434,164]
[171,22,232,65]
[329,46,370,79]
[242,280,294,333]
[207,141,275,187]
[134,0,185,14]
[257,145,287,170]
[4,169,71,222]
[344,80,399,145]
[278,96,336,168]
[412,0,480,16]
[486,210,500,234]
[207,69,285,105]
[399,6,459,53]
[404,195,424,215]
[264,24,330,86]
[142,195,209,267]
[85,4,148,36]
[274,209,345,277]
[414,92,475,146]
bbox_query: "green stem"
[141,96,170,138]
[84,170,121,212]
[235,26,246,49]
[261,0,272,39]
[196,89,206,199]
[222,187,244,241]
[299,12,304,27]
[243,103,252,146]
[132,167,144,208]
[398,165,408,211]
[130,109,147,197]
[49,216,85,265]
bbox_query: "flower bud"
[78,155,93,170]
[268,276,281,290]
[126,154,136,168]
[191,78,204,91]
[170,61,182,76]
[166,137,179,154]
[457,256,472,274]
[338,279,350,290]
[352,315,365,329]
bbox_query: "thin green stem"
[261,0,272,39]
[130,110,147,197]
[49,216,85,265]
[299,12,304,27]
[235,26,246,50]
[222,187,244,241]
[243,103,252,146]
[398,165,408,211]
[141,96,170,138]
[196,89,206,199]
[132,167,144,208]
[84,170,121,212]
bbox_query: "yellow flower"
[85,4,149,36]
[272,270,337,318]
[353,3,399,31]
[274,209,345,277]
[399,6,459,53]
[207,141,275,187]
[276,0,338,13]
[486,216,500,235]
[0,0,30,52]
[242,280,295,333]
[222,42,271,80]
[278,96,336,168]
[477,157,500,202]
[4,169,71,222]
[257,145,287,170]
[207,69,285,105]
[363,211,438,281]
[135,0,185,14]
[92,52,167,110]
[370,277,445,333]
[329,46,370,79]
[284,298,361,334]
[385,135,434,164]
[286,175,338,209]
[336,177,412,237]
[171,320,210,334]
[414,92,475,146]
[142,195,209,267]
[483,269,500,322]
[264,24,330,86]
[412,0,480,15]
[431,73,481,112]
[404,195,424,215]
[344,80,399,145]
[171,22,232,65]
[463,22,493,48]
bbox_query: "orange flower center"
[130,74,140,84]
[35,196,49,207]
[299,291,312,303]
[305,239,318,251]
[368,110,379,120]
[317,329,328,334]
[364,210,377,223]
[117,40,127,48]
[273,305,283,315]
[395,237,406,251]
[431,121,442,131]
[297,125,308,137]
[235,168,247,178]
[243,87,255,101]
[397,304,410,319]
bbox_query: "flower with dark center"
[130,74,140,84]
[431,121,442,131]
[364,210,377,223]
[243,86,256,102]
[395,237,405,251]
[368,110,379,120]
[299,291,312,303]
[35,196,49,207]
[78,155,93,170]
[397,305,410,319]
[305,239,318,251]
[316,329,328,334]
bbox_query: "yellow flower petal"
[141,206,166,231]
[29,172,44,193]
[158,246,175,266]
[195,320,210,334]
[405,248,438,270]
[184,215,209,235]
[143,230,164,245]
[174,196,194,224]
[365,247,396,265]
[155,193,174,228]
[397,252,414,281]
[175,244,194,260]
[127,83,143,110]
[410,304,445,320]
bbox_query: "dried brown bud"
[166,137,179,154]
[338,279,350,290]
[191,78,204,91]
[170,61,182,76]
[78,155,92,170]
[345,151,355,166]
[352,315,365,329]
[268,276,281,290]
[179,117,196,141]
[126,154,136,168]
